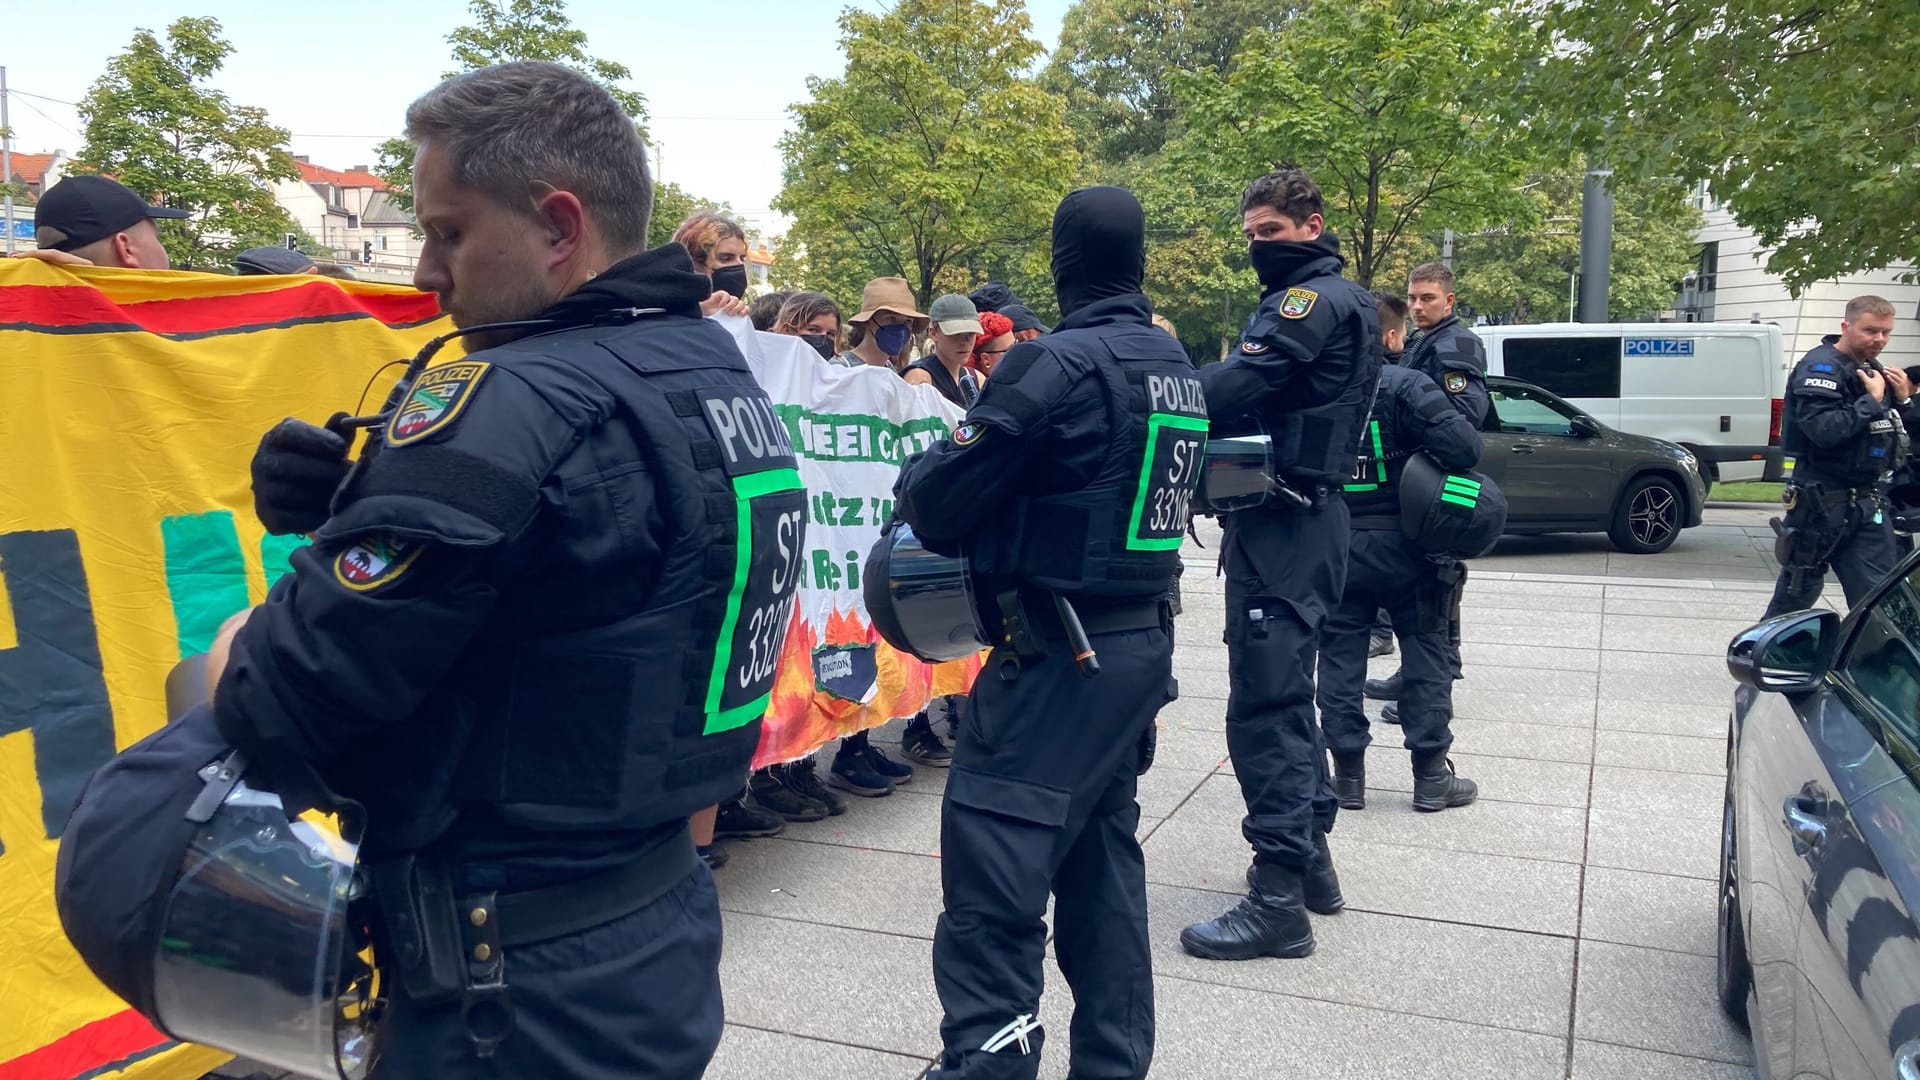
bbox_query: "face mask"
[800,333,837,359]
[709,264,748,298]
[1247,239,1321,292]
[873,323,913,356]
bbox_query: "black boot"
[1332,753,1365,811]
[1413,753,1478,812]
[1305,832,1345,914]
[1367,630,1395,658]
[1363,671,1402,701]
[1379,701,1402,725]
[1180,866,1315,960]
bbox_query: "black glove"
[251,418,350,535]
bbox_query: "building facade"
[271,158,420,280]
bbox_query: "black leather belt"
[495,824,698,947]
[1033,597,1169,639]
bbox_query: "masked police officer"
[1321,362,1483,812]
[1367,263,1487,722]
[1768,294,1912,617]
[209,63,806,1078]
[1180,169,1381,962]
[895,187,1203,1080]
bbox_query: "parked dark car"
[1478,375,1707,554]
[1722,552,1920,1079]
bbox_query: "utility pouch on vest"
[369,856,515,1056]
[994,587,1049,663]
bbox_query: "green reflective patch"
[1440,492,1478,508]
[705,467,805,735]
[1343,482,1379,493]
[1368,421,1387,483]
[1443,476,1481,495]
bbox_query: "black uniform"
[899,188,1201,1080]
[216,248,807,1078]
[1319,365,1481,793]
[1402,313,1489,426]
[1180,233,1380,959]
[1767,336,1912,617]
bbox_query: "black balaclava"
[1249,233,1343,296]
[1051,186,1146,318]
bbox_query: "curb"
[1707,501,1778,510]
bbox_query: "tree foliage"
[75,17,302,269]
[1533,0,1920,294]
[648,180,727,252]
[1170,0,1539,289]
[774,0,1080,307]
[1041,0,1300,166]
[1453,173,1704,323]
[375,0,649,212]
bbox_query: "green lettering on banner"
[771,404,950,465]
[161,511,251,658]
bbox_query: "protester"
[1003,303,1050,342]
[774,290,846,359]
[969,310,1015,380]
[672,210,752,318]
[750,289,795,331]
[1151,313,1178,339]
[904,293,983,406]
[19,175,186,270]
[234,247,318,275]
[1374,292,1409,362]
[836,276,927,369]
[968,280,1017,314]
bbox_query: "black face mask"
[709,264,749,298]
[800,333,837,359]
[1247,240,1325,293]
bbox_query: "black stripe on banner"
[70,1038,182,1080]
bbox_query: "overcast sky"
[3,0,1073,235]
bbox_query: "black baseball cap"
[1002,303,1051,335]
[233,247,316,275]
[34,175,189,252]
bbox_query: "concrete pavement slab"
[1450,664,1599,697]
[1599,669,1732,707]
[718,914,943,1058]
[1458,641,1602,672]
[706,1025,932,1080]
[799,783,944,858]
[1364,752,1593,809]
[716,840,944,940]
[1594,730,1727,775]
[1451,687,1598,726]
[1461,591,1607,614]
[1596,699,1730,740]
[1602,614,1756,656]
[1574,940,1752,1065]
[1579,866,1719,958]
[1146,883,1577,1036]
[1590,765,1723,820]
[1449,717,1595,764]
[1570,1040,1755,1080]
[1587,808,1720,880]
[1333,794,1589,865]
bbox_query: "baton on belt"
[1053,594,1101,679]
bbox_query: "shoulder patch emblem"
[1812,363,1834,372]
[333,532,422,592]
[1239,339,1271,355]
[388,360,492,446]
[953,421,985,447]
[1279,287,1319,320]
[1444,371,1468,393]
[1803,377,1840,391]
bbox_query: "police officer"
[897,186,1202,1079]
[1180,169,1380,962]
[1320,362,1482,812]
[1368,263,1487,722]
[209,63,806,1078]
[1767,294,1912,617]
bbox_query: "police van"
[1473,322,1788,483]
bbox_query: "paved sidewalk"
[703,510,1776,1080]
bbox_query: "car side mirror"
[1727,609,1841,694]
[1569,415,1601,439]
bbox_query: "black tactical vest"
[1262,273,1382,484]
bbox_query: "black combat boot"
[1253,834,1344,914]
[1412,753,1478,812]
[1363,671,1402,701]
[1181,865,1315,960]
[1367,629,1395,657]
[1379,701,1402,725]
[1332,752,1366,811]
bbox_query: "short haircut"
[750,290,793,331]
[672,211,747,272]
[776,291,845,337]
[1373,292,1409,324]
[1846,295,1896,321]
[1239,169,1324,224]
[404,61,652,255]
[1408,263,1455,291]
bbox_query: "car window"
[1488,386,1577,436]
[1836,565,1920,757]
[1503,337,1623,398]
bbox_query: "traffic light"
[284,232,298,250]
[362,241,374,264]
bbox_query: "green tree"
[647,180,727,251]
[74,17,302,268]
[1453,173,1703,323]
[1171,0,1539,288]
[374,0,649,212]
[774,0,1081,306]
[1532,0,1920,294]
[1042,0,1300,166]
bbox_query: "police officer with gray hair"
[1180,169,1380,962]
[1320,362,1484,813]
[210,62,805,1077]
[1769,294,1913,616]
[894,186,1204,1080]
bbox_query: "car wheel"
[1717,753,1754,1027]
[1609,475,1683,554]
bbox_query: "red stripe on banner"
[0,281,441,335]
[0,1009,173,1079]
